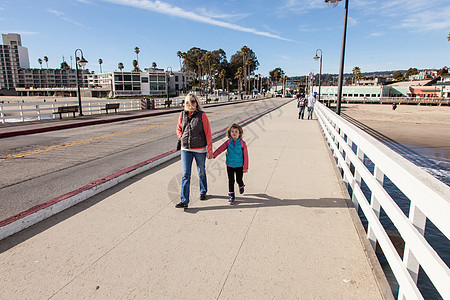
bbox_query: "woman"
[175,93,213,208]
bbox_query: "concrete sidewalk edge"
[0,100,291,241]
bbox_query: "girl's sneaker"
[228,192,235,205]
[239,185,245,194]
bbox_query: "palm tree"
[98,58,103,73]
[134,47,140,66]
[352,66,362,85]
[43,56,49,68]
[118,62,124,72]
[448,32,450,41]
[38,58,43,88]
[235,67,243,93]
[177,51,183,70]
[152,62,157,69]
[132,59,139,72]
[43,56,49,88]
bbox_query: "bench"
[53,106,78,119]
[101,103,120,114]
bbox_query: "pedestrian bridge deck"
[0,102,389,299]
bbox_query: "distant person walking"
[297,93,307,119]
[392,102,397,110]
[307,92,316,120]
[213,124,249,205]
[175,93,213,209]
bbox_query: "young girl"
[213,124,249,205]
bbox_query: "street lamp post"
[313,49,323,105]
[325,0,348,115]
[165,66,174,108]
[74,49,88,116]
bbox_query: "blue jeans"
[181,150,207,204]
[299,106,306,119]
[307,107,314,119]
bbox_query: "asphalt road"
[0,98,291,220]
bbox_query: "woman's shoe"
[175,202,188,208]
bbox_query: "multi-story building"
[86,68,186,97]
[0,33,30,95]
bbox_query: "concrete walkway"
[0,102,389,299]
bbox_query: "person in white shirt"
[307,92,316,120]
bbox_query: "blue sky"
[1,0,449,77]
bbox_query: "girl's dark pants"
[227,166,244,193]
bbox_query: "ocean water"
[349,144,449,300]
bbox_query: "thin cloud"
[195,7,251,22]
[369,32,383,37]
[47,9,90,29]
[102,0,292,41]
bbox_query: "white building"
[87,68,186,97]
[0,33,30,94]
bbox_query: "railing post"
[19,105,24,122]
[398,205,426,299]
[351,147,364,210]
[367,165,383,250]
[36,104,41,120]
[0,105,4,124]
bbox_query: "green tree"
[118,62,124,72]
[132,59,140,72]
[352,66,363,84]
[98,58,103,73]
[229,46,259,94]
[235,67,244,92]
[43,56,49,69]
[60,61,70,69]
[404,68,419,79]
[392,70,403,81]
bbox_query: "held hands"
[243,169,248,173]
[207,153,214,159]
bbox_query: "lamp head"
[325,0,341,8]
[78,57,88,67]
[313,55,320,61]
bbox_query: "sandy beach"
[341,104,450,156]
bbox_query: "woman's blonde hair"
[184,93,203,111]
[226,123,243,139]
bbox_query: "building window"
[158,84,165,90]
[175,84,179,90]
[141,77,149,83]
[124,75,131,81]
[132,75,140,81]
[149,75,157,81]
[158,75,165,81]
[175,76,179,82]
[115,84,123,90]
[150,84,157,90]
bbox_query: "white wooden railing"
[315,101,450,300]
[0,95,263,123]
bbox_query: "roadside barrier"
[0,95,264,123]
[315,101,450,299]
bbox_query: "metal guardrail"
[314,101,450,299]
